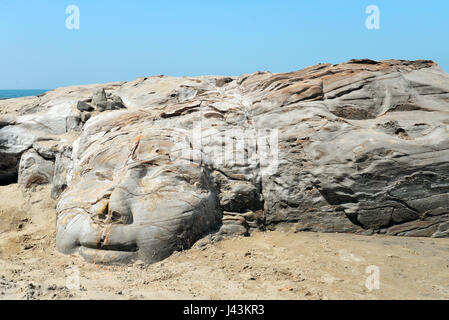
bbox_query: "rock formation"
[1,59,449,264]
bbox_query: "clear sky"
[0,0,448,89]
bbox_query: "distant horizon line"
[1,58,447,91]
[0,89,52,91]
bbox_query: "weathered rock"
[76,101,94,112]
[0,82,124,187]
[18,149,54,187]
[32,139,59,159]
[51,146,71,200]
[92,88,107,105]
[216,77,234,87]
[0,96,80,185]
[1,59,449,265]
[91,89,126,111]
[80,111,91,123]
[96,100,125,112]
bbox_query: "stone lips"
[1,59,449,264]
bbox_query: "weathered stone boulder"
[0,83,125,188]
[1,59,449,265]
[76,101,94,112]
[92,88,126,111]
[18,149,54,187]
[0,95,81,185]
[92,88,107,105]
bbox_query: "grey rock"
[0,96,81,185]
[2,59,449,265]
[76,101,94,112]
[433,221,449,238]
[91,89,126,112]
[218,222,249,237]
[33,139,59,159]
[96,101,125,112]
[92,88,107,105]
[80,111,91,123]
[18,149,54,187]
[51,136,77,199]
[53,60,449,263]
[216,77,234,87]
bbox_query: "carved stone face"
[54,60,449,265]
[56,122,221,264]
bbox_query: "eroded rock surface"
[1,59,449,264]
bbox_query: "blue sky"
[0,0,448,89]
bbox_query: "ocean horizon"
[0,89,51,100]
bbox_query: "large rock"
[91,88,107,105]
[18,149,54,187]
[92,88,126,111]
[0,83,125,187]
[2,59,449,265]
[0,96,79,185]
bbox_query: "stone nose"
[106,186,134,225]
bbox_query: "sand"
[0,184,448,300]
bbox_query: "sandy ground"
[0,184,448,300]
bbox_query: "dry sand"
[0,184,448,300]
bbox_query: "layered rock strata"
[1,59,449,264]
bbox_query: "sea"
[0,89,51,100]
